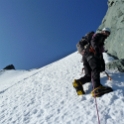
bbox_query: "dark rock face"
[3,64,15,70]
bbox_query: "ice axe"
[81,68,112,80]
[104,71,112,80]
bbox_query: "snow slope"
[0,52,124,124]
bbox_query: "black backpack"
[76,31,95,54]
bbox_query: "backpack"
[76,31,95,54]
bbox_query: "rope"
[94,96,101,124]
[91,75,101,124]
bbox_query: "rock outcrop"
[98,0,124,72]
[3,64,15,70]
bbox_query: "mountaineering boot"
[91,85,113,97]
[72,79,85,95]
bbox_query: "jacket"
[91,33,107,57]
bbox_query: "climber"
[73,27,113,97]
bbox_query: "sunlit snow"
[0,52,124,124]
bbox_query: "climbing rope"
[91,75,101,124]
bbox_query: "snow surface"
[0,52,124,124]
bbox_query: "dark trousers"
[77,52,101,89]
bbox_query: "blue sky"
[0,0,108,70]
